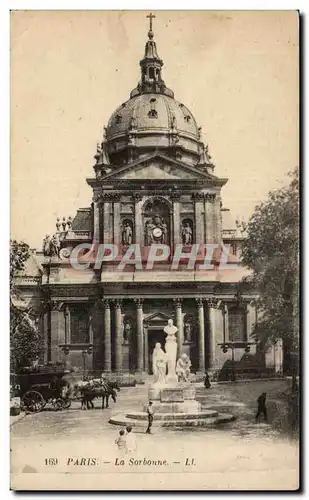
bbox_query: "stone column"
[196,298,205,372]
[246,302,255,341]
[143,325,149,374]
[173,298,183,357]
[204,196,211,244]
[206,298,218,370]
[204,193,216,244]
[134,299,144,372]
[133,193,143,245]
[213,195,221,244]
[103,201,111,243]
[64,304,70,345]
[93,198,101,243]
[172,195,181,247]
[113,199,121,245]
[103,300,111,372]
[114,299,123,372]
[194,195,205,246]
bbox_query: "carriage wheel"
[62,399,71,409]
[53,399,65,411]
[22,391,45,413]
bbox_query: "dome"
[96,16,210,170]
[105,93,201,165]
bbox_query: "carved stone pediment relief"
[119,161,186,180]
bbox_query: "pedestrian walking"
[125,425,137,453]
[115,429,126,452]
[146,401,154,434]
[255,392,268,422]
[204,371,211,389]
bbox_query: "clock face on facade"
[152,227,163,239]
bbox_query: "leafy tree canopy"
[10,240,41,370]
[239,168,299,349]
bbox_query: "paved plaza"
[10,379,299,490]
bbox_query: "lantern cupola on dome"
[130,13,174,99]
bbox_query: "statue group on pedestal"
[56,216,72,233]
[176,353,192,382]
[152,319,192,386]
[42,233,60,257]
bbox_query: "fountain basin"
[142,401,201,413]
[109,382,236,429]
[109,412,236,428]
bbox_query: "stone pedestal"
[143,400,201,413]
[147,383,200,413]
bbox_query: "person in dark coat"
[146,401,154,434]
[255,392,268,422]
[204,372,211,389]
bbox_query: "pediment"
[101,154,212,182]
[143,311,172,324]
[121,162,181,180]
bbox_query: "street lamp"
[82,346,93,379]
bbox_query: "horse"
[79,380,120,410]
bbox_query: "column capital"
[173,298,183,308]
[170,191,181,202]
[113,299,123,309]
[133,192,143,202]
[196,298,205,308]
[205,193,216,203]
[102,299,111,310]
[40,299,50,312]
[205,297,219,308]
[191,192,216,202]
[102,192,121,202]
[134,298,144,308]
[50,300,64,311]
[92,191,103,203]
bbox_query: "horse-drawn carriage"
[15,367,72,413]
[74,377,120,410]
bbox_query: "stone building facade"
[17,17,266,378]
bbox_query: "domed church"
[21,15,266,378]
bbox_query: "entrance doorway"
[147,329,166,374]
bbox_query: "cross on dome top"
[147,12,156,39]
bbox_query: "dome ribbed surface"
[106,94,199,140]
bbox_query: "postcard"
[10,10,299,491]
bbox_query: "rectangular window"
[70,307,90,344]
[228,307,247,342]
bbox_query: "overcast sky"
[11,10,299,249]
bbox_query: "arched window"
[148,98,158,118]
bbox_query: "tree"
[239,168,299,372]
[10,240,41,370]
